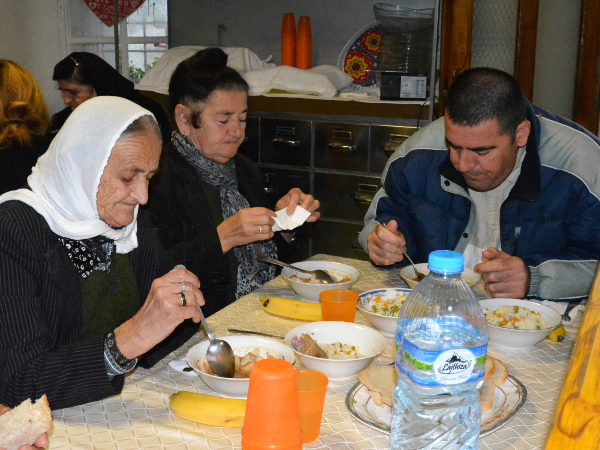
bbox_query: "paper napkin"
[272,206,311,232]
[169,358,197,375]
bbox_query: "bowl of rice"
[282,261,360,302]
[284,322,387,379]
[357,288,412,337]
[478,299,562,349]
[186,335,295,398]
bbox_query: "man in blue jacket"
[359,68,600,301]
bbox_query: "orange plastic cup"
[320,289,359,322]
[281,13,296,67]
[296,16,311,69]
[296,369,328,443]
[242,359,303,450]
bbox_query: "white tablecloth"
[49,255,578,449]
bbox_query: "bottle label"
[399,339,487,386]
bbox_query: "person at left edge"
[0,96,204,410]
[48,51,171,142]
[0,60,51,195]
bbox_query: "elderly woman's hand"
[217,207,276,253]
[114,268,204,360]
[0,405,49,450]
[276,188,321,223]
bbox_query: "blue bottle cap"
[428,250,464,274]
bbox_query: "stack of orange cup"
[242,359,303,450]
[296,16,311,70]
[281,13,296,67]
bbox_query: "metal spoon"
[562,300,580,322]
[257,256,336,284]
[199,307,236,378]
[380,224,426,281]
[174,264,235,378]
[400,247,426,281]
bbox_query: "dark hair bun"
[190,47,228,69]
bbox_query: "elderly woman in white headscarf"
[0,96,204,413]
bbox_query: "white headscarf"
[0,96,155,253]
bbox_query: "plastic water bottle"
[390,250,488,450]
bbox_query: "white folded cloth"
[272,206,311,232]
[244,65,353,98]
[169,358,197,375]
[136,46,276,95]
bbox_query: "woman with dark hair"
[148,48,320,317]
[48,52,171,142]
[0,60,51,195]
[0,96,204,411]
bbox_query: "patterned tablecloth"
[49,255,579,450]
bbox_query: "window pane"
[69,0,115,38]
[127,0,168,37]
[70,44,116,67]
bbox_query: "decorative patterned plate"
[336,22,382,93]
[346,374,527,437]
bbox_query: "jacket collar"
[438,102,541,202]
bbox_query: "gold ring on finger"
[180,292,187,307]
[259,225,263,234]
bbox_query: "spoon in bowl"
[400,248,426,281]
[257,256,336,284]
[174,264,235,377]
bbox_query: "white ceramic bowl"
[357,288,412,337]
[284,321,387,379]
[478,299,562,350]
[400,263,481,289]
[186,335,295,398]
[282,261,361,302]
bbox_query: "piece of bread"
[479,356,510,412]
[358,364,397,408]
[479,380,496,412]
[0,395,52,450]
[490,357,508,386]
[484,356,495,382]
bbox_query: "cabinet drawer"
[370,125,418,173]
[237,117,259,162]
[259,168,311,207]
[315,122,369,172]
[312,221,369,261]
[260,118,311,167]
[314,173,380,221]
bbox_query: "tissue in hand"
[272,206,311,232]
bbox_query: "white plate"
[345,374,527,437]
[336,21,382,94]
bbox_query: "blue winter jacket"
[359,104,600,301]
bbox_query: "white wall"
[0,0,65,114]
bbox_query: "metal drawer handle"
[328,130,357,152]
[384,134,410,155]
[272,126,300,147]
[353,183,379,205]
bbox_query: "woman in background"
[0,60,51,195]
[48,52,171,142]
[148,48,320,317]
